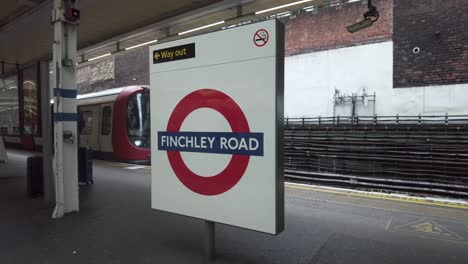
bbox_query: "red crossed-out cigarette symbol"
[253,29,269,47]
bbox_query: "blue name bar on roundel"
[158,131,264,156]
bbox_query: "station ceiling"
[0,0,329,71]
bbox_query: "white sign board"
[149,20,284,235]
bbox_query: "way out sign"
[149,20,284,235]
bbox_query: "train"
[77,86,150,163]
[2,85,151,163]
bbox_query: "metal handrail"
[284,114,468,126]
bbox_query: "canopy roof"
[0,0,329,72]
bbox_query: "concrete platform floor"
[1,149,468,264]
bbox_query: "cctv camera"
[347,18,373,33]
[346,0,379,33]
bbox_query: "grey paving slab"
[1,150,468,264]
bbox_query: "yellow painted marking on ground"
[289,193,436,217]
[413,221,447,235]
[385,216,393,231]
[94,160,128,167]
[394,219,464,241]
[124,165,147,170]
[286,184,468,210]
[94,160,150,169]
[92,161,468,210]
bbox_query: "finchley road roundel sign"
[150,19,284,235]
[158,89,264,196]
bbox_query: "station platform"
[1,149,468,264]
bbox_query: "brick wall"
[77,57,115,94]
[78,1,395,93]
[114,46,149,88]
[77,47,149,94]
[284,0,393,56]
[393,0,468,87]
[77,0,468,93]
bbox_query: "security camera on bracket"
[346,0,379,33]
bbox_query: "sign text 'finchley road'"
[158,131,264,156]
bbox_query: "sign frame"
[149,19,284,235]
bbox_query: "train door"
[99,104,113,153]
[78,105,100,151]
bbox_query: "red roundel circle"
[166,89,250,196]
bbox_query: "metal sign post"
[204,221,216,261]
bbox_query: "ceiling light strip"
[178,20,225,36]
[125,39,159,50]
[255,0,313,15]
[87,53,112,62]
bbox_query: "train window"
[127,91,150,148]
[101,106,112,135]
[0,74,20,135]
[80,111,93,135]
[22,66,39,136]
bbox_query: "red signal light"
[64,8,80,23]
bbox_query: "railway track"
[284,115,468,198]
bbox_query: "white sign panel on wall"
[149,20,284,235]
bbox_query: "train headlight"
[134,140,143,147]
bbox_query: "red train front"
[77,86,150,163]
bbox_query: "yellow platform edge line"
[285,184,468,210]
[94,160,151,169]
[94,160,468,210]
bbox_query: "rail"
[284,114,468,126]
[283,115,468,198]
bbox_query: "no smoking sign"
[253,29,269,47]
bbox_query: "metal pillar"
[40,61,54,205]
[204,221,216,262]
[51,0,79,218]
